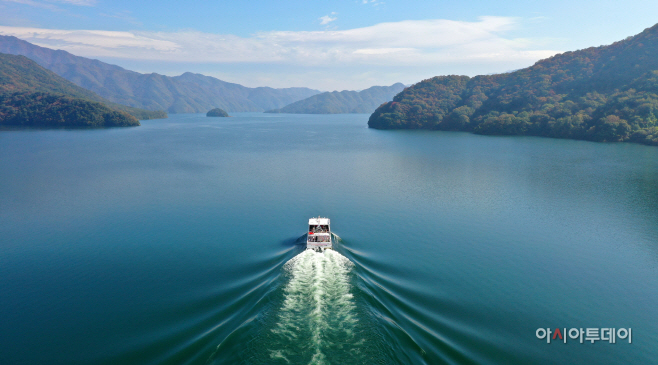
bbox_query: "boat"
[307,217,332,251]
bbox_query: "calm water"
[1,113,657,365]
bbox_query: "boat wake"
[269,249,361,364]
[207,246,393,365]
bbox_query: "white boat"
[307,217,332,251]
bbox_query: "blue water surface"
[1,113,657,364]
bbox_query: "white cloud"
[1,0,95,7]
[0,17,559,66]
[0,27,180,56]
[319,14,337,25]
[0,17,562,89]
[1,0,59,10]
[51,0,95,5]
[352,47,414,55]
[99,11,142,26]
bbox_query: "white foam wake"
[269,249,358,365]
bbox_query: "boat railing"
[307,234,332,243]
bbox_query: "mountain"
[1,53,103,100]
[0,51,165,121]
[368,24,658,146]
[0,53,143,127]
[0,92,139,127]
[265,83,406,114]
[0,35,321,113]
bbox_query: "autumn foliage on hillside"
[369,24,658,146]
[0,92,139,127]
[0,52,164,124]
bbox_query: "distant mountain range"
[0,53,155,127]
[369,23,658,146]
[266,83,406,114]
[0,35,320,113]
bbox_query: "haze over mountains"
[369,23,658,146]
[0,53,150,127]
[6,22,658,145]
[266,83,406,114]
[0,35,320,114]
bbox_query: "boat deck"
[307,217,332,250]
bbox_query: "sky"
[0,0,657,91]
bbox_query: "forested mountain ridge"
[0,92,139,127]
[368,23,658,146]
[0,35,321,113]
[265,83,406,114]
[0,53,154,127]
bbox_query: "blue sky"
[1,0,657,90]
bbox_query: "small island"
[207,108,229,117]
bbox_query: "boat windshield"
[309,225,329,233]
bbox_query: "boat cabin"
[307,217,332,250]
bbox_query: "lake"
[1,113,657,364]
